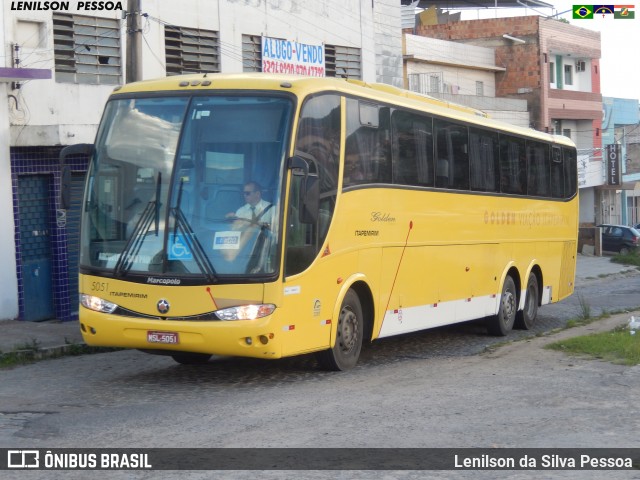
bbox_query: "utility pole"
[126,0,143,83]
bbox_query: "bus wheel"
[171,352,212,365]
[316,290,364,371]
[515,272,539,330]
[487,275,517,336]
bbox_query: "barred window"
[164,26,220,76]
[242,34,262,72]
[325,44,361,79]
[53,13,121,84]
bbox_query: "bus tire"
[171,352,212,365]
[316,289,363,371]
[487,275,517,336]
[515,272,539,330]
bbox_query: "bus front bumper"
[79,311,283,359]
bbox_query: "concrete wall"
[1,4,19,319]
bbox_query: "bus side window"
[499,135,526,195]
[550,146,564,198]
[563,147,577,198]
[391,110,433,187]
[527,141,550,197]
[434,119,469,190]
[344,99,391,187]
[469,128,499,193]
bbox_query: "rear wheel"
[487,275,517,336]
[515,272,539,330]
[171,352,212,365]
[316,290,364,371]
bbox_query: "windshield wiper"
[114,172,162,276]
[114,199,157,276]
[171,179,217,282]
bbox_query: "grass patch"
[575,292,592,321]
[611,251,640,268]
[546,326,640,365]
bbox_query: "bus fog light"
[80,294,118,314]
[245,337,252,345]
[259,335,269,345]
[215,304,276,321]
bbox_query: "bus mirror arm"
[288,153,311,176]
[59,143,94,209]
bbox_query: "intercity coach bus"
[62,73,578,370]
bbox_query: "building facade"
[403,33,530,128]
[602,97,640,226]
[412,15,603,225]
[1,0,403,321]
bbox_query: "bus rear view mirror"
[59,143,93,209]
[288,154,319,224]
[300,175,319,224]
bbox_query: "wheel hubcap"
[338,306,358,353]
[502,291,515,322]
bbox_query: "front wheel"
[515,272,539,330]
[316,290,364,371]
[487,275,517,336]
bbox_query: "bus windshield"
[81,94,293,279]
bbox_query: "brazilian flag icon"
[573,5,594,18]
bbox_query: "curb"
[0,343,119,365]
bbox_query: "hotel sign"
[607,143,621,186]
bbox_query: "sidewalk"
[0,254,638,359]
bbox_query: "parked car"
[597,224,640,254]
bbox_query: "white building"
[1,0,403,321]
[403,33,530,128]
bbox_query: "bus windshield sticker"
[213,231,241,250]
[168,233,193,260]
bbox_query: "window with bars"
[164,25,220,76]
[242,34,262,72]
[325,44,361,79]
[53,13,121,84]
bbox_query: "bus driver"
[226,181,274,227]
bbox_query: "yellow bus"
[62,73,578,370]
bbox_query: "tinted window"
[288,94,341,276]
[469,127,499,192]
[563,147,577,198]
[527,141,550,197]
[391,110,433,187]
[550,147,564,198]
[344,99,391,187]
[434,119,469,190]
[499,135,526,194]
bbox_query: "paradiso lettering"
[261,36,325,77]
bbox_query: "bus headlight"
[215,304,276,321]
[80,294,118,314]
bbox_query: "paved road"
[1,265,639,479]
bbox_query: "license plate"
[147,331,179,344]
